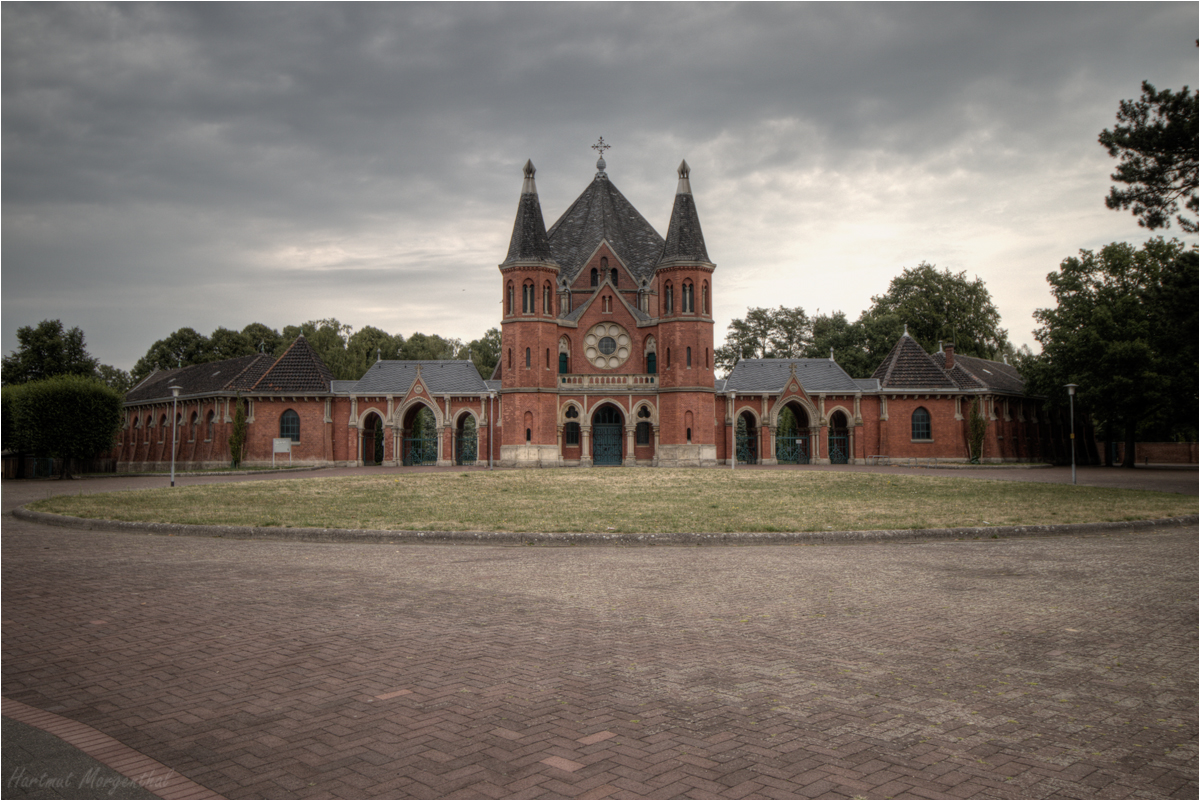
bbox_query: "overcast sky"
[3,2,1196,372]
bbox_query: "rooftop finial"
[676,159,692,194]
[903,323,909,337]
[521,159,538,194]
[592,137,610,176]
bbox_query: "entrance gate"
[592,405,623,465]
[828,432,849,464]
[776,434,810,464]
[403,436,438,465]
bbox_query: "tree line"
[130,320,502,385]
[714,262,1012,378]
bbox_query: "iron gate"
[736,433,758,464]
[403,436,438,466]
[455,434,477,465]
[829,431,849,464]
[593,425,623,465]
[776,434,810,464]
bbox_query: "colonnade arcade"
[557,398,658,466]
[728,395,859,466]
[350,397,490,467]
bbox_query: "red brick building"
[117,155,1062,470]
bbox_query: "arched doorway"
[829,410,850,464]
[455,413,478,465]
[361,412,385,466]
[592,404,624,466]
[736,411,758,464]
[776,403,811,464]
[402,405,438,466]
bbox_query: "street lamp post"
[484,393,494,470]
[1065,383,1078,485]
[729,391,736,470]
[168,385,181,487]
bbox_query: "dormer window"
[611,268,618,286]
[590,268,598,287]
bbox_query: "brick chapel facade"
[114,153,1071,471]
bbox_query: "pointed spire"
[658,160,711,266]
[502,160,556,266]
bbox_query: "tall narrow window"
[544,283,552,314]
[682,282,694,313]
[559,353,569,374]
[280,409,300,442]
[664,284,673,314]
[546,348,550,368]
[525,347,531,368]
[666,348,671,367]
[611,268,618,285]
[206,410,215,441]
[564,421,580,445]
[636,421,651,445]
[646,352,657,374]
[522,283,534,313]
[590,268,598,287]
[912,407,932,440]
[687,347,692,368]
[507,283,514,315]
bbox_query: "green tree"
[95,364,135,394]
[1099,81,1198,233]
[400,332,462,361]
[241,323,284,356]
[132,327,211,382]
[2,320,99,386]
[863,263,1010,360]
[228,395,247,469]
[714,306,811,373]
[1032,238,1193,468]
[802,311,900,378]
[7,375,123,478]
[347,326,405,379]
[207,327,257,361]
[466,328,502,379]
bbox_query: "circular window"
[584,323,631,369]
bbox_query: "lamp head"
[1065,383,1077,396]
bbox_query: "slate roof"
[252,335,334,394]
[349,361,489,395]
[658,161,710,265]
[932,352,1026,394]
[546,174,666,286]
[871,335,957,389]
[725,359,863,394]
[125,354,275,403]
[502,160,556,265]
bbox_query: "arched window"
[686,347,692,367]
[611,267,618,285]
[525,347,531,368]
[664,283,673,314]
[601,256,608,269]
[522,282,534,314]
[559,353,569,374]
[646,352,657,374]
[636,422,651,445]
[912,407,932,440]
[189,412,199,441]
[702,281,709,314]
[564,421,580,445]
[506,282,514,315]
[543,283,552,314]
[280,409,300,442]
[206,410,215,441]
[590,268,598,287]
[682,282,694,313]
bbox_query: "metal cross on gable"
[591,137,611,158]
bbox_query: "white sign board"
[272,438,292,466]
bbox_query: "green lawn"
[30,469,1198,534]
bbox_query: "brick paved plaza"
[3,469,1197,799]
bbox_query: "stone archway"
[736,411,758,465]
[401,404,439,466]
[776,402,812,464]
[361,411,385,466]
[591,403,625,466]
[455,412,478,465]
[829,410,850,464]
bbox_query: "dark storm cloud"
[3,2,1195,370]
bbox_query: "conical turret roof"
[657,160,711,266]
[501,160,556,265]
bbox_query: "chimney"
[944,343,955,370]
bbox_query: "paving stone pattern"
[3,500,1196,801]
